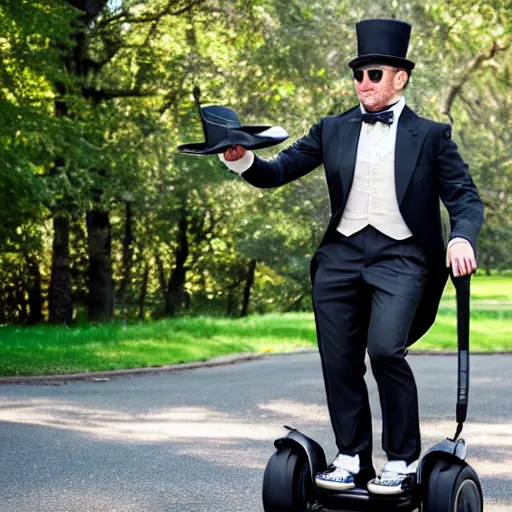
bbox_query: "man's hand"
[224,145,246,161]
[446,240,477,277]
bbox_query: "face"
[353,64,408,112]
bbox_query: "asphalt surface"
[0,352,510,512]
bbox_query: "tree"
[0,0,510,325]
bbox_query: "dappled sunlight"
[258,399,329,422]
[11,487,146,512]
[421,421,512,449]
[2,397,508,453]
[181,444,270,470]
[467,457,512,478]
[0,397,509,490]
[421,421,512,482]
[485,502,512,512]
[0,399,282,444]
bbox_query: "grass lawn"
[420,274,512,352]
[0,275,510,377]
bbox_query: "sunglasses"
[353,68,385,83]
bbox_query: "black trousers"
[312,226,428,469]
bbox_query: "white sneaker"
[314,453,359,491]
[367,460,418,495]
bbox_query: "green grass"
[422,274,512,352]
[0,315,318,377]
[0,275,510,377]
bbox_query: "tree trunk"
[26,254,42,325]
[65,0,108,19]
[137,261,149,320]
[17,281,28,324]
[155,250,167,304]
[117,201,134,313]
[49,216,74,324]
[240,259,257,317]
[86,209,114,322]
[50,1,107,322]
[226,290,236,316]
[165,210,189,317]
[225,275,243,316]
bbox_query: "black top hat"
[177,105,289,155]
[348,19,415,71]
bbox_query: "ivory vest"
[337,97,412,240]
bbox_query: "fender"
[417,438,467,486]
[273,427,328,484]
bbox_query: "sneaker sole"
[314,478,356,491]
[367,482,405,495]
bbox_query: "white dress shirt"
[337,96,411,239]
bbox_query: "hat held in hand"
[177,105,289,155]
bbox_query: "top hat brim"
[177,126,289,155]
[348,54,415,71]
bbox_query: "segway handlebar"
[451,274,471,441]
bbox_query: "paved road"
[0,352,510,512]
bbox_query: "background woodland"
[0,0,510,325]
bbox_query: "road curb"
[0,348,509,385]
[0,352,266,385]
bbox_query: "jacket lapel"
[395,106,427,204]
[334,104,428,211]
[337,108,363,206]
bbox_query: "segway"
[262,275,483,511]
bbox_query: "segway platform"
[262,276,483,512]
[263,427,419,512]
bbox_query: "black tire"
[423,460,483,512]
[262,446,312,512]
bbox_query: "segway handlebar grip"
[452,274,471,427]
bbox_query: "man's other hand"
[446,241,477,277]
[224,145,246,161]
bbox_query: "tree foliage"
[0,0,510,324]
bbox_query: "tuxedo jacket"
[240,104,484,345]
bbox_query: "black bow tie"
[362,111,394,125]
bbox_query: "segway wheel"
[262,446,312,512]
[423,460,483,512]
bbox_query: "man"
[218,19,484,495]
